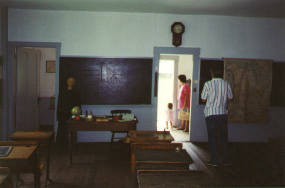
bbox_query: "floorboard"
[17,141,284,187]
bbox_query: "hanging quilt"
[224,58,272,124]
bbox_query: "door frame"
[3,42,61,139]
[153,47,200,140]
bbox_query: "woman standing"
[177,74,191,132]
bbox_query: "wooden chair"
[110,110,132,143]
[0,141,45,188]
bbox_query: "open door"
[154,47,200,141]
[15,47,41,131]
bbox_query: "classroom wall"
[0,8,2,139]
[0,7,8,140]
[0,8,2,56]
[7,8,285,142]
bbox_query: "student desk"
[9,131,54,186]
[128,130,174,143]
[129,131,176,172]
[0,145,40,188]
[66,119,138,165]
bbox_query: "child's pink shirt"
[165,109,173,121]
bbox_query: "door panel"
[16,47,40,131]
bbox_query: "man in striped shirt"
[201,69,233,167]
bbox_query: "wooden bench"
[135,148,192,171]
[137,170,209,188]
[131,143,193,172]
[0,141,44,188]
[9,131,54,186]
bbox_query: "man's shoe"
[207,161,218,167]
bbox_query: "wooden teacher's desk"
[66,118,138,164]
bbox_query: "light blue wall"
[7,8,285,142]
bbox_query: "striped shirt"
[201,78,233,117]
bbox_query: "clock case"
[171,22,185,47]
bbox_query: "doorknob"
[193,88,197,92]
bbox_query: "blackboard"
[199,59,224,104]
[60,57,152,105]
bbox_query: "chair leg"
[111,132,115,144]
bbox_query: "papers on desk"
[121,113,135,121]
[0,146,12,157]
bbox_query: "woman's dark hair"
[178,74,187,83]
[168,103,173,110]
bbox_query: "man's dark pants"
[205,114,229,164]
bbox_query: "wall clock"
[171,22,185,47]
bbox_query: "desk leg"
[130,148,135,173]
[45,140,53,187]
[69,131,73,165]
[11,173,17,188]
[34,151,41,188]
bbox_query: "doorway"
[3,42,61,139]
[157,58,175,131]
[16,47,56,131]
[153,47,200,142]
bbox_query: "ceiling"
[0,0,285,18]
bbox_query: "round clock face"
[173,24,183,34]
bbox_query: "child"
[165,103,174,130]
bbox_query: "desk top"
[66,119,138,132]
[0,146,37,161]
[129,131,174,143]
[10,131,53,140]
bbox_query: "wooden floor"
[170,128,189,142]
[18,142,284,188]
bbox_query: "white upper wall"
[8,9,285,61]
